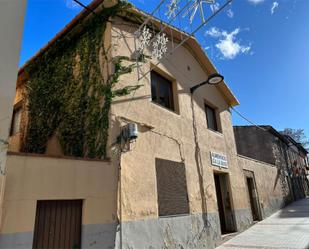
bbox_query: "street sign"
[210,151,228,168]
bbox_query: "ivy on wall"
[22,1,143,159]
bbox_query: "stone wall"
[237,155,291,219]
[234,126,277,165]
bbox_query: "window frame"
[10,105,22,136]
[150,70,175,112]
[205,103,220,132]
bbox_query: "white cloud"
[227,9,234,18]
[206,27,251,60]
[247,0,265,4]
[206,27,222,38]
[65,0,80,9]
[271,1,279,14]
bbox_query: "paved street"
[217,198,309,249]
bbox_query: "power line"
[230,106,268,132]
[122,0,233,117]
[72,0,96,14]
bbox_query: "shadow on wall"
[112,94,151,105]
[273,167,292,205]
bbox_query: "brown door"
[214,174,227,233]
[33,200,82,249]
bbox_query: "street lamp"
[190,73,224,93]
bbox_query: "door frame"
[213,171,237,234]
[243,170,262,221]
[32,199,83,249]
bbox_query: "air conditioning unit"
[122,123,138,140]
[127,123,138,139]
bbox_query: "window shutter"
[156,158,189,216]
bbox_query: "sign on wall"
[210,151,228,168]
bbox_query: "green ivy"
[23,1,142,159]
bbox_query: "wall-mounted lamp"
[190,73,224,94]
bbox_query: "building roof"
[17,0,239,107]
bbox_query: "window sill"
[159,213,190,219]
[151,101,180,116]
[207,128,223,137]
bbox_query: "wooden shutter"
[33,200,82,249]
[155,158,189,216]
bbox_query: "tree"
[281,128,309,150]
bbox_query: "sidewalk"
[217,198,309,249]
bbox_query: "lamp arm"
[190,80,208,93]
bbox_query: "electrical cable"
[231,106,303,155]
[72,0,96,14]
[122,0,233,117]
[230,106,268,132]
[72,0,112,23]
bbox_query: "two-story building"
[0,1,298,248]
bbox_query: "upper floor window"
[151,71,174,111]
[205,104,218,132]
[10,107,22,136]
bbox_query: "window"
[155,158,189,216]
[151,71,174,111]
[10,107,22,136]
[205,104,218,131]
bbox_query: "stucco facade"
[0,1,302,249]
[109,18,248,248]
[0,154,117,249]
[0,0,26,234]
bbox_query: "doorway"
[214,173,235,234]
[244,171,261,221]
[33,200,82,249]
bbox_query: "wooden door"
[214,174,227,233]
[33,200,82,249]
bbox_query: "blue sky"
[20,0,309,136]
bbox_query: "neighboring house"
[234,125,309,201]
[0,1,302,249]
